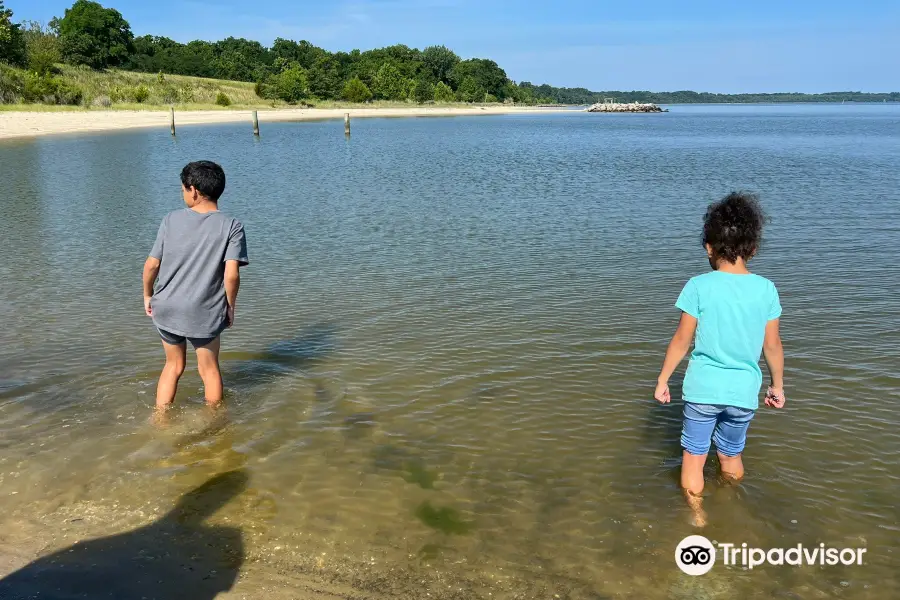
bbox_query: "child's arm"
[763,319,786,408]
[142,257,161,316]
[224,260,240,327]
[655,312,698,403]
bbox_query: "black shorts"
[157,327,219,348]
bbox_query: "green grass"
[0,65,518,111]
[0,64,281,109]
[58,65,270,107]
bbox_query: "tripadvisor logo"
[675,536,867,576]
[676,535,716,575]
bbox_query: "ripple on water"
[0,108,899,597]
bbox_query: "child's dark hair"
[702,192,766,263]
[180,161,226,201]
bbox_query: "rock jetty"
[586,102,667,113]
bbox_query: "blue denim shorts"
[681,402,755,457]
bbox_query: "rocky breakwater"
[586,102,667,113]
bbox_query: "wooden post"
[344,113,350,136]
[252,110,260,136]
[170,107,175,136]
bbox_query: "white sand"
[0,106,573,140]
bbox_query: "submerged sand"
[0,106,572,140]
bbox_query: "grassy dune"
[60,65,269,108]
[0,65,493,112]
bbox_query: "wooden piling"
[170,107,175,136]
[252,110,260,136]
[344,113,350,136]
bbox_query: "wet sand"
[0,106,572,140]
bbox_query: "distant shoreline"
[1,102,896,140]
[0,106,573,140]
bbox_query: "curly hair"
[702,192,766,264]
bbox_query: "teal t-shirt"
[676,271,782,410]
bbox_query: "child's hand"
[654,381,671,404]
[765,386,786,408]
[144,296,153,317]
[226,305,235,328]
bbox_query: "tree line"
[2,0,898,106]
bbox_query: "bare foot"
[152,404,172,428]
[691,508,708,528]
[685,490,708,528]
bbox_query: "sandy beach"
[0,105,572,140]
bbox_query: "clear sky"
[10,0,900,93]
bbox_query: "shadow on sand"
[0,470,248,600]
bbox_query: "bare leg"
[717,452,745,483]
[157,340,186,409]
[195,337,223,407]
[681,451,708,527]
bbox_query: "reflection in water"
[0,471,247,600]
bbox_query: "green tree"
[22,21,60,75]
[272,38,325,69]
[342,76,371,103]
[433,81,455,103]
[57,0,133,69]
[271,62,309,103]
[0,0,25,66]
[450,58,507,99]
[411,77,434,103]
[455,76,485,103]
[422,45,458,83]
[213,49,255,81]
[308,55,341,99]
[372,62,407,100]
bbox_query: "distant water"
[0,104,898,599]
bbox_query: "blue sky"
[10,0,900,93]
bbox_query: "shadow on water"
[169,324,339,448]
[641,377,685,476]
[224,323,339,391]
[0,470,248,600]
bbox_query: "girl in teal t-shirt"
[654,192,786,527]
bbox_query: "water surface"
[0,104,898,599]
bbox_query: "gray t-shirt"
[149,208,249,338]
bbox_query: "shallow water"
[0,105,899,599]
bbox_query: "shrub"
[160,84,178,104]
[21,71,82,104]
[484,93,498,103]
[92,94,111,107]
[215,91,231,106]
[177,85,195,103]
[132,84,149,103]
[0,65,24,103]
[54,80,82,105]
[433,81,455,103]
[109,85,126,103]
[156,71,165,84]
[341,76,372,103]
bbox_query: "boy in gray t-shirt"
[142,161,249,411]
